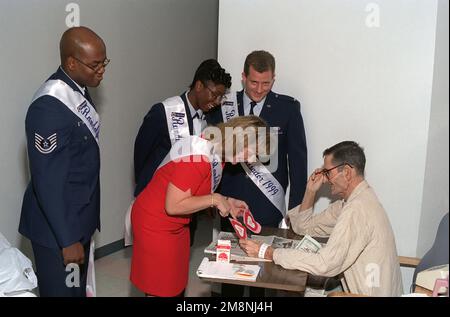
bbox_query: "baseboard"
[94,239,126,260]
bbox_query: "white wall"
[417,0,449,257]
[0,0,218,256]
[218,0,446,293]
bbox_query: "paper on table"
[196,257,260,282]
[204,232,324,261]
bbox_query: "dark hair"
[244,50,275,75]
[189,59,232,89]
[323,141,366,176]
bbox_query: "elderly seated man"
[240,141,403,296]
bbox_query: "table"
[199,227,330,295]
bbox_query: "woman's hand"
[239,239,262,258]
[226,197,248,219]
[213,193,232,217]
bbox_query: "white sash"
[221,92,239,122]
[221,92,286,218]
[32,80,100,143]
[162,96,190,145]
[124,199,135,246]
[85,238,96,297]
[241,162,286,218]
[125,136,222,246]
[158,135,222,193]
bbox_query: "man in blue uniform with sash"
[209,50,308,296]
[133,59,232,245]
[19,26,109,297]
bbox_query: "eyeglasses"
[205,85,227,103]
[72,56,110,73]
[319,162,353,180]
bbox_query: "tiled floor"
[95,213,216,297]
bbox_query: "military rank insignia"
[35,132,57,154]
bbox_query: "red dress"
[130,155,213,296]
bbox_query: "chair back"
[413,213,449,284]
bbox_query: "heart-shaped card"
[229,218,247,239]
[243,209,261,234]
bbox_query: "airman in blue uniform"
[19,26,109,297]
[208,50,308,297]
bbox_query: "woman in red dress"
[130,116,269,297]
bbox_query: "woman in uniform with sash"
[130,116,269,297]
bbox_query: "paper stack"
[196,257,260,282]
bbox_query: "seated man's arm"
[288,200,343,237]
[274,206,370,277]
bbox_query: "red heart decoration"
[243,209,261,234]
[229,218,247,239]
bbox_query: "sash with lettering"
[221,91,239,123]
[162,96,190,145]
[157,135,222,193]
[31,79,99,296]
[222,92,286,219]
[31,79,100,144]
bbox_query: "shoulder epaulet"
[273,93,298,103]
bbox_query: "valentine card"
[229,218,247,239]
[243,209,261,234]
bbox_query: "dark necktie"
[249,101,257,115]
[192,112,203,135]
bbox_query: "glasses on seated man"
[316,162,353,181]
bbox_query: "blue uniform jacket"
[208,90,308,227]
[19,68,101,249]
[134,93,207,197]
